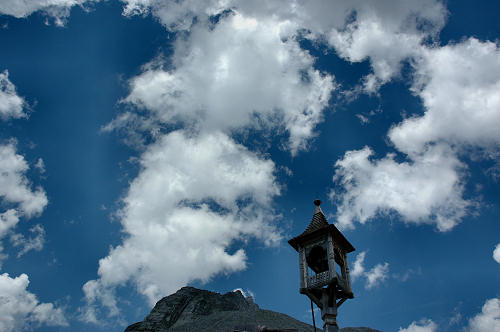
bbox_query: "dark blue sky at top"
[0,1,499,331]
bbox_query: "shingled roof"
[300,199,329,236]
[288,200,355,253]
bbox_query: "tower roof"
[300,199,329,236]
[288,200,355,253]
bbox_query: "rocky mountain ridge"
[125,287,381,332]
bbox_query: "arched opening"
[306,245,329,274]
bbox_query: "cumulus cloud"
[120,0,447,93]
[0,273,67,332]
[467,298,500,332]
[396,268,421,283]
[97,3,344,322]
[114,1,466,238]
[115,11,334,154]
[326,0,446,90]
[121,0,227,31]
[83,130,281,319]
[350,251,366,280]
[0,0,94,26]
[0,209,20,239]
[389,38,500,155]
[0,143,48,266]
[0,71,59,332]
[233,288,255,300]
[0,210,20,266]
[365,262,389,289]
[398,319,437,332]
[400,299,500,332]
[219,0,447,91]
[0,70,26,121]
[0,142,48,218]
[494,244,500,264]
[10,224,46,257]
[34,158,45,174]
[332,144,469,231]
[348,251,389,289]
[332,37,500,232]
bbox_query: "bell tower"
[288,200,355,332]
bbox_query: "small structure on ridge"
[288,200,355,332]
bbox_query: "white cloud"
[0,210,20,267]
[399,319,437,332]
[119,0,447,93]
[117,11,334,155]
[327,0,446,89]
[0,273,67,332]
[389,38,500,156]
[0,0,94,26]
[121,0,227,31]
[397,295,500,332]
[449,311,462,326]
[83,130,281,319]
[0,70,26,121]
[332,144,469,231]
[0,143,48,266]
[0,67,57,332]
[349,251,388,289]
[332,37,500,231]
[365,262,389,289]
[233,288,255,300]
[397,268,421,283]
[98,4,342,321]
[230,0,447,91]
[0,142,48,218]
[467,298,500,332]
[10,224,46,257]
[34,158,45,174]
[0,209,20,239]
[80,279,119,324]
[494,244,500,264]
[115,1,470,237]
[350,251,366,280]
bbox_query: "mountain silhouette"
[124,287,381,332]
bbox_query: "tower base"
[324,325,340,332]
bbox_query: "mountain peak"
[124,287,382,332]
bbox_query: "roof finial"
[313,199,322,206]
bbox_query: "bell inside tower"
[306,245,329,274]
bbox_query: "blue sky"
[0,1,499,331]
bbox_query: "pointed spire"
[313,199,322,213]
[288,198,356,253]
[301,199,329,235]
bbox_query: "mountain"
[124,287,382,332]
